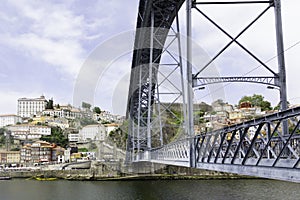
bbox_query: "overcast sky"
[0,0,300,115]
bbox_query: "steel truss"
[194,76,279,87]
[126,0,186,162]
[148,106,300,183]
[191,0,287,113]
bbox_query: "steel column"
[274,0,288,136]
[146,10,155,156]
[187,0,195,168]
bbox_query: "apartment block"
[20,141,64,163]
[7,125,51,140]
[0,151,20,164]
[79,124,106,142]
[0,114,22,127]
[17,95,47,118]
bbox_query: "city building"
[42,105,82,119]
[17,95,47,118]
[68,133,79,143]
[229,110,245,123]
[20,141,64,164]
[99,111,125,124]
[0,151,20,164]
[7,125,51,140]
[30,141,53,163]
[79,124,106,142]
[212,101,234,113]
[0,114,22,127]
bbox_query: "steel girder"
[127,0,185,153]
[193,76,280,87]
[128,0,185,122]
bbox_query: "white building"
[42,106,82,119]
[68,133,79,142]
[99,111,125,123]
[7,125,51,140]
[18,96,47,118]
[79,124,106,142]
[0,114,22,127]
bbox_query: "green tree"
[41,126,68,148]
[0,128,5,135]
[46,99,54,109]
[0,128,6,145]
[78,148,88,152]
[80,118,98,126]
[239,94,272,111]
[93,106,101,114]
[194,110,205,124]
[273,101,290,110]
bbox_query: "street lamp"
[267,86,280,90]
[194,86,205,91]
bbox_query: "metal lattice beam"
[193,76,280,87]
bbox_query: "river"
[0,179,299,200]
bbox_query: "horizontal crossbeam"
[192,76,279,87]
[193,1,273,5]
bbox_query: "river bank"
[0,161,252,181]
[0,168,251,181]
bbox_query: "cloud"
[4,33,84,77]
[0,0,117,78]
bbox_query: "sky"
[0,0,300,116]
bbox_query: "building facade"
[68,133,79,142]
[7,125,51,140]
[0,114,22,127]
[42,106,82,119]
[0,151,20,164]
[79,124,106,142]
[20,141,64,164]
[17,96,47,118]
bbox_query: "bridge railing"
[131,107,300,182]
[151,138,190,162]
[195,107,300,169]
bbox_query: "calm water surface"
[0,179,299,200]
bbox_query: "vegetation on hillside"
[108,121,128,150]
[41,126,68,148]
[239,94,272,111]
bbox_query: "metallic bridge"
[126,0,299,183]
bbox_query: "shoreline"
[1,163,254,181]
[1,170,253,181]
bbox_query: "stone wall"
[0,161,248,180]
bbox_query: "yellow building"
[0,151,20,164]
[229,111,245,123]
